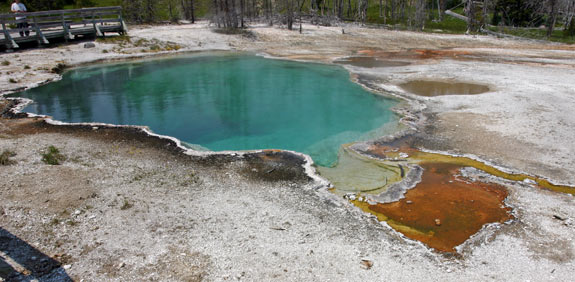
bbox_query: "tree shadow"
[0,227,72,281]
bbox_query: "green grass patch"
[41,146,66,165]
[424,15,468,34]
[488,26,575,44]
[365,6,468,34]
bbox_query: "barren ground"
[1,22,575,281]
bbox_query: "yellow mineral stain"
[366,144,575,195]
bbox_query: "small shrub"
[24,65,31,70]
[51,63,67,74]
[180,171,202,186]
[120,199,133,210]
[41,146,66,165]
[1,61,10,66]
[102,49,109,53]
[8,78,18,83]
[0,150,16,165]
[564,19,575,39]
[66,219,78,226]
[96,35,131,44]
[133,38,148,47]
[165,43,182,51]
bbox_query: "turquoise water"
[13,54,398,166]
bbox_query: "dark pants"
[17,21,30,37]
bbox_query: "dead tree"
[181,0,196,23]
[415,0,426,30]
[465,0,483,32]
[357,0,368,24]
[213,0,242,28]
[547,0,559,37]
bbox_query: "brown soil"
[399,80,491,96]
[334,56,411,68]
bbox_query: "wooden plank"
[62,14,73,40]
[1,18,32,25]
[36,21,72,28]
[2,28,27,35]
[76,19,121,25]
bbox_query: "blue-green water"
[12,54,398,166]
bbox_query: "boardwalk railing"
[1,6,127,49]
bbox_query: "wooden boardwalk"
[1,6,127,49]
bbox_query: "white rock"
[523,178,536,185]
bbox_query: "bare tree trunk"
[286,0,294,30]
[482,0,489,27]
[145,0,155,22]
[391,0,396,21]
[269,0,274,25]
[190,0,195,23]
[401,0,406,21]
[547,0,558,37]
[347,0,352,18]
[240,0,245,27]
[214,0,220,27]
[465,0,480,32]
[415,0,426,30]
[168,0,176,22]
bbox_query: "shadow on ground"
[0,227,72,281]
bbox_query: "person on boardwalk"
[11,0,30,37]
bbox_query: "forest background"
[1,0,574,43]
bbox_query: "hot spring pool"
[12,53,399,167]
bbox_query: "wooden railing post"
[32,16,49,45]
[61,11,73,40]
[119,9,128,34]
[92,11,103,36]
[1,18,19,49]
